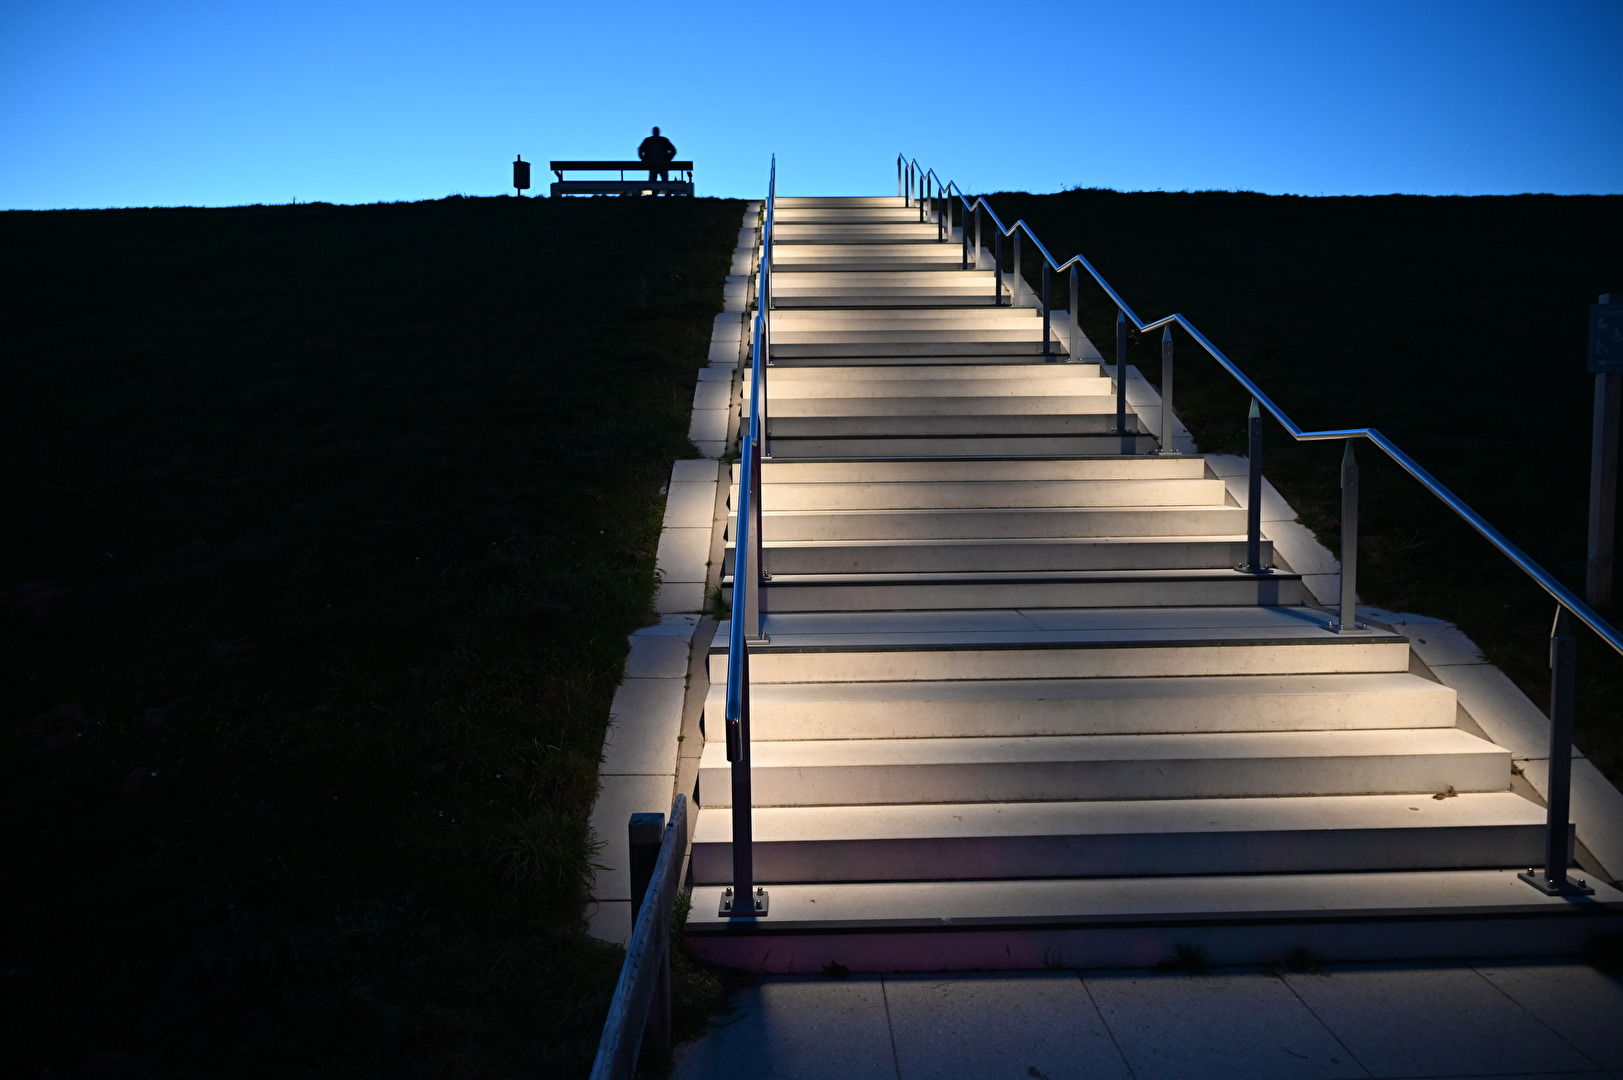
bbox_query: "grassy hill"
[0,195,741,1078]
[984,187,1623,790]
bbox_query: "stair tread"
[696,727,1504,769]
[691,791,1542,844]
[715,605,1389,644]
[731,568,1299,585]
[684,870,1623,933]
[704,671,1445,707]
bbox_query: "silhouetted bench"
[549,161,695,197]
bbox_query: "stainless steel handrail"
[719,157,774,918]
[899,152,1610,895]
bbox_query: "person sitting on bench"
[638,127,677,183]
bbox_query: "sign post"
[1587,293,1621,610]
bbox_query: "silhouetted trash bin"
[513,155,531,197]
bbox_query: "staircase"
[684,195,1622,971]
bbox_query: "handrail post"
[937,181,946,242]
[1069,267,1081,362]
[897,156,903,199]
[1240,398,1269,574]
[918,174,925,222]
[723,639,764,916]
[1520,608,1594,896]
[1332,441,1369,633]
[1114,310,1131,453]
[961,203,970,269]
[1158,325,1174,452]
[1012,231,1022,307]
[994,230,1004,305]
[975,204,983,271]
[1042,262,1053,359]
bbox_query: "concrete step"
[724,569,1303,611]
[775,295,1007,309]
[696,728,1510,808]
[766,413,1141,438]
[771,270,998,287]
[747,457,1208,483]
[728,536,1268,575]
[749,362,1107,385]
[765,433,1161,458]
[740,505,1239,542]
[770,341,1064,360]
[773,258,969,273]
[707,607,1411,684]
[771,329,1057,346]
[774,197,905,208]
[760,397,1126,422]
[701,672,1457,740]
[764,355,1087,368]
[731,478,1226,510]
[689,792,1548,883]
[748,377,1111,402]
[683,871,1623,971]
[774,208,927,224]
[771,309,1047,327]
[775,226,946,244]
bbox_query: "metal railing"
[588,794,689,1080]
[899,151,1614,895]
[718,158,775,919]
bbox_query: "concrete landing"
[673,960,1623,1080]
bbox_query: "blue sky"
[2,0,1619,209]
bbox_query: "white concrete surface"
[674,962,1623,1080]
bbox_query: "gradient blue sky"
[2,0,1619,209]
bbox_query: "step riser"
[722,577,1302,611]
[709,640,1413,684]
[749,458,1207,481]
[702,678,1457,739]
[749,364,1106,384]
[772,332,1058,345]
[730,480,1226,510]
[697,751,1508,808]
[771,343,1061,359]
[740,508,1244,541]
[684,912,1623,973]
[766,436,1160,457]
[690,826,1549,884]
[767,417,1141,438]
[749,380,1112,400]
[759,399,1124,421]
[726,540,1267,575]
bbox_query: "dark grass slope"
[0,194,741,1078]
[988,188,1623,792]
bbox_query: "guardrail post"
[918,177,925,222]
[1332,441,1370,633]
[994,230,1004,305]
[1157,326,1174,452]
[627,812,671,1049]
[1068,268,1081,362]
[1240,398,1270,575]
[1042,263,1053,359]
[961,204,970,269]
[1520,608,1595,896]
[937,181,946,242]
[1114,310,1131,453]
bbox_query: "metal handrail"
[899,152,1610,895]
[718,157,774,919]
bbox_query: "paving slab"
[654,581,704,614]
[587,772,673,908]
[599,678,685,776]
[664,481,718,528]
[694,379,731,410]
[883,972,1131,1080]
[1084,970,1362,1080]
[624,633,690,678]
[671,976,897,1080]
[656,526,711,584]
[1283,962,1595,1077]
[688,408,730,447]
[1471,959,1623,1071]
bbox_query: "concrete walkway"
[674,961,1623,1080]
